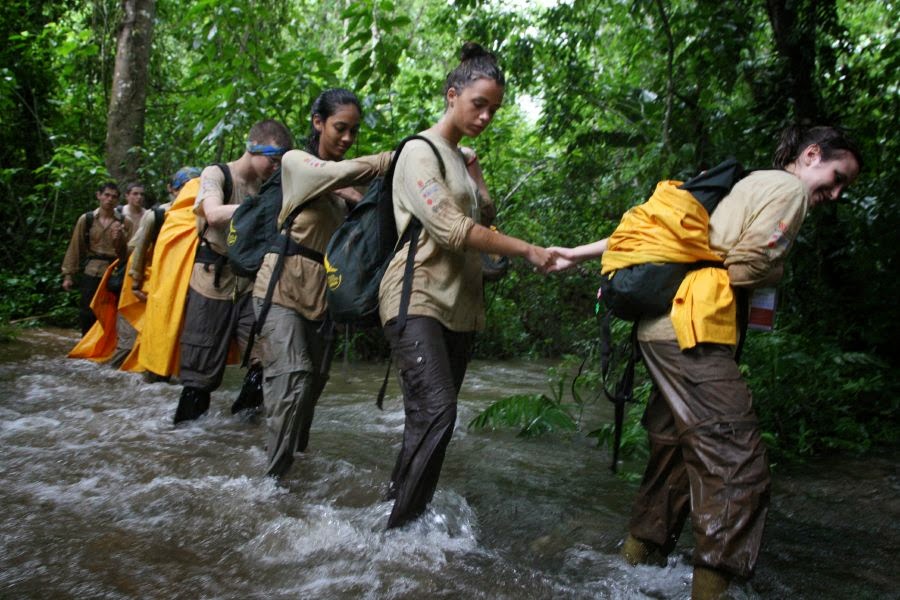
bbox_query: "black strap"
[376,356,393,410]
[601,313,640,473]
[195,244,227,288]
[149,206,166,244]
[395,219,422,334]
[83,211,93,251]
[242,203,308,367]
[734,287,750,362]
[274,235,324,264]
[217,163,233,203]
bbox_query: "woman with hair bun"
[549,124,861,598]
[251,88,392,479]
[379,42,552,529]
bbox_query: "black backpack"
[226,169,294,279]
[324,134,445,329]
[234,168,322,366]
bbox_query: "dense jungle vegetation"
[1,0,897,464]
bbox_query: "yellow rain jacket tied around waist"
[601,180,737,349]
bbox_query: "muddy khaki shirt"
[253,150,392,321]
[638,169,810,342]
[190,164,257,300]
[379,131,490,332]
[61,209,134,278]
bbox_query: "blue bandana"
[171,166,201,191]
[247,142,289,157]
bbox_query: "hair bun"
[460,42,490,62]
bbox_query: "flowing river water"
[1,328,897,599]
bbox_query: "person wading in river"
[548,125,862,599]
[380,42,552,529]
[251,89,392,479]
[173,119,293,424]
[61,182,133,334]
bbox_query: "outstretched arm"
[465,224,551,271]
[546,238,608,272]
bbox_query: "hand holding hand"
[525,244,553,274]
[546,247,581,273]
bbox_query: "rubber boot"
[691,566,732,600]
[231,364,264,415]
[621,534,667,567]
[173,386,211,424]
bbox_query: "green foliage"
[742,328,899,458]
[586,379,652,469]
[467,393,577,437]
[468,354,594,436]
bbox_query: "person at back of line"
[61,182,133,334]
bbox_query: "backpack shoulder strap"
[150,206,167,243]
[215,163,233,203]
[390,134,447,335]
[82,211,94,251]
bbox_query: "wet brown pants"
[384,316,473,529]
[178,288,255,392]
[628,340,770,578]
[252,299,333,478]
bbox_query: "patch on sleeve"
[303,156,327,168]
[766,220,791,250]
[417,178,442,210]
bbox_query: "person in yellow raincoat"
[548,125,862,599]
[118,167,201,373]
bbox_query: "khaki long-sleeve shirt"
[190,163,257,300]
[61,209,134,278]
[638,169,810,342]
[253,150,392,320]
[378,131,491,332]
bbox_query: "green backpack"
[324,134,445,329]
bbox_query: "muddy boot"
[231,364,264,415]
[174,387,211,424]
[621,534,667,567]
[691,565,732,600]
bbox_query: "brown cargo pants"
[628,340,771,578]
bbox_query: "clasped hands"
[525,240,608,275]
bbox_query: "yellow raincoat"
[67,259,122,361]
[601,180,737,349]
[135,180,201,376]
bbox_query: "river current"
[1,329,896,599]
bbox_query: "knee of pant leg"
[682,417,771,488]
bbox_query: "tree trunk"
[105,0,156,184]
[765,0,823,124]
